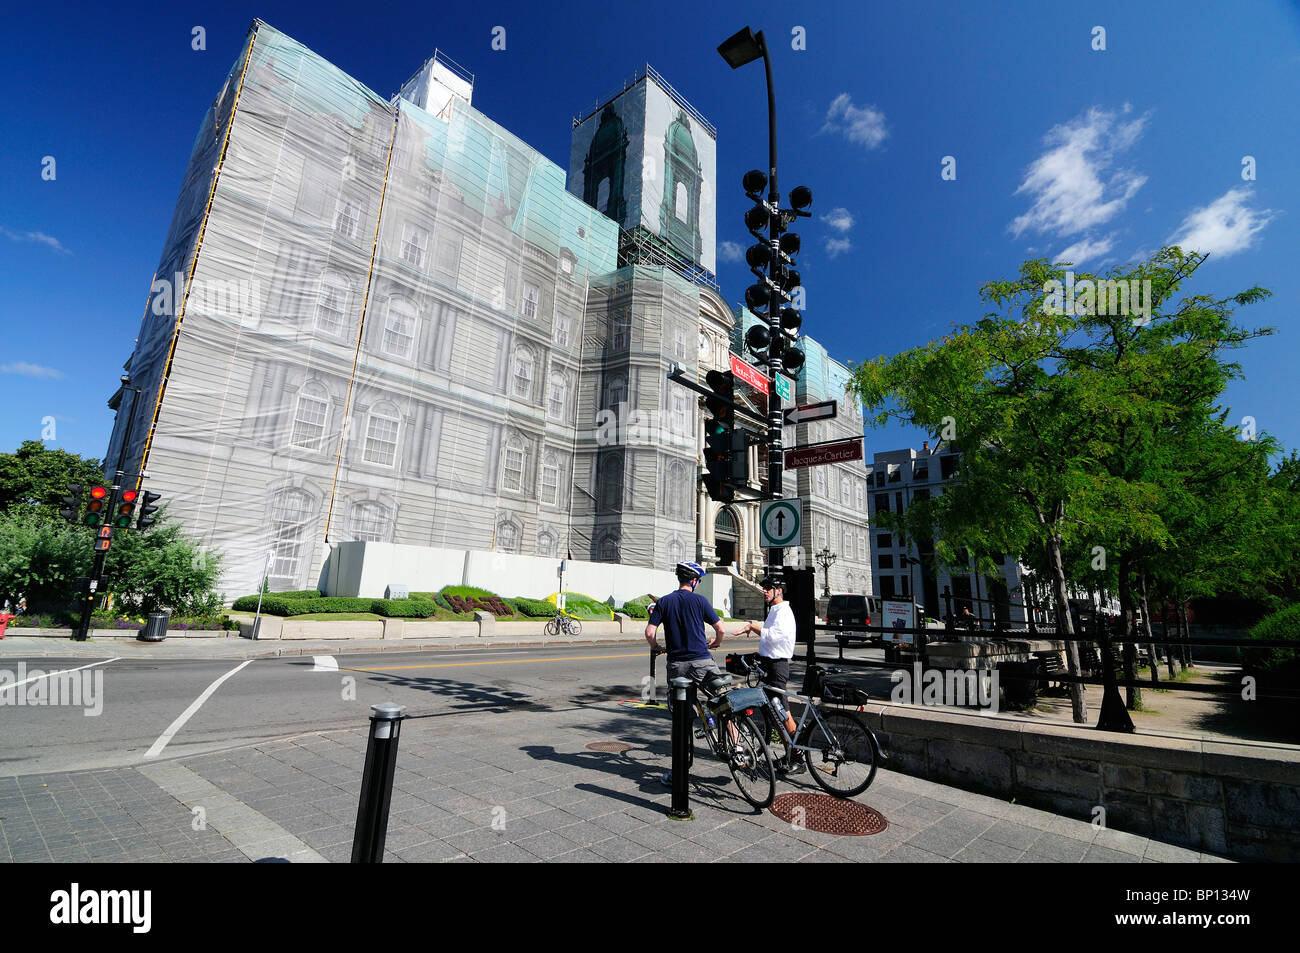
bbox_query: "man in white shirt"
[734,576,804,773]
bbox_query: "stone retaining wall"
[862,704,1300,861]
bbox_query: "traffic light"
[114,489,138,529]
[94,526,113,552]
[136,491,162,531]
[703,370,736,502]
[59,484,83,523]
[83,486,110,527]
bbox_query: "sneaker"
[777,759,806,776]
[660,771,673,786]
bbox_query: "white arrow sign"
[783,400,838,426]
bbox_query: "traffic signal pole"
[759,31,785,583]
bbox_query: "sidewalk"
[0,684,1232,864]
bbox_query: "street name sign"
[760,499,802,548]
[782,400,837,426]
[784,437,863,469]
[773,374,792,401]
[730,355,769,394]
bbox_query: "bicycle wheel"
[567,618,582,637]
[802,709,878,798]
[726,713,776,809]
[544,619,559,637]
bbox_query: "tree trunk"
[1178,597,1193,669]
[1119,559,1141,710]
[1046,534,1087,723]
[1170,590,1180,681]
[1140,572,1159,686]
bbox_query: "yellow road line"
[353,654,644,673]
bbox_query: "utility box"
[385,584,410,600]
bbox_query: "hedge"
[229,595,376,616]
[272,589,323,599]
[370,599,437,618]
[620,602,649,619]
[508,597,555,618]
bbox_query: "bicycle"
[544,611,582,637]
[650,647,775,809]
[726,652,883,799]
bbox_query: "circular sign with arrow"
[760,499,802,548]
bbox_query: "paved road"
[0,642,1233,863]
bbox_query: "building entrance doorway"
[714,508,739,570]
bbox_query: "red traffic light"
[120,490,138,503]
[89,486,108,500]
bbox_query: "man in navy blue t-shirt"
[645,561,727,684]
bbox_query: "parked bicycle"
[726,652,883,799]
[650,647,775,809]
[544,612,582,637]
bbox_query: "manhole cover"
[585,741,633,753]
[768,793,887,836]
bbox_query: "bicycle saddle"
[704,673,734,693]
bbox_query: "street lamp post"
[815,548,837,599]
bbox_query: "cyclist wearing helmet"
[645,561,727,685]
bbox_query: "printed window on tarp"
[400,223,428,269]
[600,453,624,511]
[363,407,400,467]
[291,384,330,451]
[605,373,627,413]
[315,275,351,337]
[664,458,690,519]
[382,299,417,358]
[547,371,568,422]
[599,532,621,562]
[513,346,536,401]
[501,431,532,493]
[537,527,558,556]
[496,518,521,553]
[540,451,561,504]
[334,197,362,241]
[554,312,571,348]
[269,489,313,585]
[666,534,685,565]
[350,500,392,542]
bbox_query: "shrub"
[620,602,649,619]
[273,589,323,599]
[508,597,555,618]
[370,599,437,618]
[438,585,514,617]
[1244,604,1300,687]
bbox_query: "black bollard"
[667,677,694,821]
[351,702,407,862]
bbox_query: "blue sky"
[3,0,1297,465]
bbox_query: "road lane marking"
[354,653,644,673]
[311,655,339,672]
[0,658,118,695]
[145,660,253,759]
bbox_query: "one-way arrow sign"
[783,400,837,426]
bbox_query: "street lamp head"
[744,203,770,232]
[789,185,813,210]
[718,26,764,69]
[745,243,771,269]
[742,169,768,195]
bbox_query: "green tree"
[850,247,1274,723]
[0,440,106,518]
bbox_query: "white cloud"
[718,240,744,263]
[1,362,64,379]
[0,225,69,254]
[820,208,855,233]
[1166,187,1276,259]
[1010,106,1149,239]
[1055,234,1115,267]
[821,93,888,150]
[824,237,853,259]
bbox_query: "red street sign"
[730,355,769,394]
[785,438,863,469]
